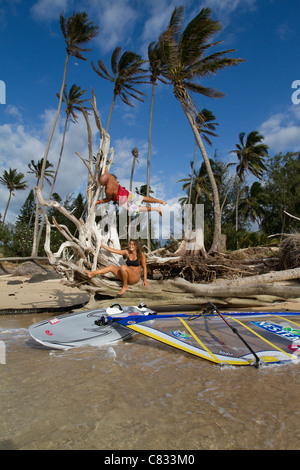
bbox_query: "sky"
[0,0,300,225]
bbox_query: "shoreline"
[1,270,300,315]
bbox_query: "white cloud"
[111,136,147,182]
[259,106,300,153]
[0,108,98,223]
[5,104,23,121]
[31,0,71,21]
[277,22,295,41]
[82,0,138,53]
[0,122,45,223]
[0,105,177,226]
[141,0,176,45]
[200,0,257,16]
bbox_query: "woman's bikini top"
[126,257,140,267]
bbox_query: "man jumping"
[97,169,166,216]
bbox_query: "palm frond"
[60,11,99,61]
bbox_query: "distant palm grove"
[0,7,299,257]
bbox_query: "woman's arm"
[101,243,128,256]
[141,254,149,287]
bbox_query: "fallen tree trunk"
[66,265,300,311]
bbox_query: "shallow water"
[0,313,299,450]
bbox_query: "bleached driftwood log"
[36,89,122,280]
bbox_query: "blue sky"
[1,0,300,224]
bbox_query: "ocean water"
[0,313,299,450]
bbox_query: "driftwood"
[36,89,122,276]
[279,234,300,270]
[64,250,300,310]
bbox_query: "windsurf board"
[28,304,156,350]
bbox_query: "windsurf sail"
[110,305,300,367]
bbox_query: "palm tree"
[36,84,89,247]
[130,147,139,192]
[146,42,166,194]
[28,158,55,187]
[92,47,148,131]
[39,12,98,193]
[32,11,98,256]
[189,109,218,205]
[146,42,167,250]
[28,158,55,226]
[239,181,266,231]
[230,131,269,231]
[50,84,88,196]
[0,168,27,224]
[179,159,213,207]
[158,6,244,252]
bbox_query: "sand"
[0,274,91,314]
[1,260,300,314]
[1,271,300,315]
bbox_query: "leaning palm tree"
[50,84,88,196]
[158,6,244,252]
[229,130,269,231]
[36,84,89,247]
[92,47,148,131]
[39,12,98,194]
[0,168,27,224]
[32,11,99,256]
[189,109,218,205]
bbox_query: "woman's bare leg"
[84,264,121,279]
[84,264,140,296]
[117,265,140,296]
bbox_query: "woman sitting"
[84,239,149,296]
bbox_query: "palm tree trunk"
[235,185,240,232]
[36,115,69,248]
[130,159,136,192]
[181,103,222,253]
[49,115,68,198]
[32,53,70,256]
[189,140,197,205]
[2,191,12,225]
[146,82,155,252]
[106,94,116,132]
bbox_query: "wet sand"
[1,312,300,451]
[1,271,300,450]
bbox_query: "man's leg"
[139,206,163,216]
[142,196,166,205]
